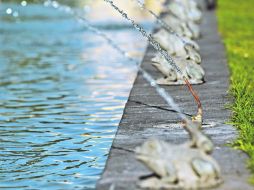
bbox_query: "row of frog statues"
[135,0,223,189]
[151,0,205,85]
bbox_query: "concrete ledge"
[96,8,252,190]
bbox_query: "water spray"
[103,0,202,122]
[43,0,190,122]
[42,2,223,188]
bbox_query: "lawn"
[217,0,254,184]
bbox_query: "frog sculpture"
[163,14,201,39]
[153,29,201,63]
[151,53,205,85]
[175,0,202,11]
[168,1,202,23]
[135,121,222,190]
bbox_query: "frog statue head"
[184,43,202,63]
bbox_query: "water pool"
[0,1,154,189]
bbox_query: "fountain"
[102,0,223,189]
[131,0,206,86]
[46,0,222,189]
[102,0,202,120]
[44,0,188,123]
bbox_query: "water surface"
[0,1,153,189]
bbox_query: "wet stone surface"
[96,8,252,190]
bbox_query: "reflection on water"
[0,1,154,189]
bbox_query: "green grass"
[217,0,254,184]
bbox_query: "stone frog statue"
[168,1,203,24]
[162,14,201,39]
[153,29,201,64]
[151,53,205,85]
[175,0,202,12]
[135,122,222,190]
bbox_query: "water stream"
[0,0,199,189]
[103,0,199,121]
[103,0,184,76]
[45,0,188,120]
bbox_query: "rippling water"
[0,1,152,189]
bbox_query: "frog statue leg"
[136,155,178,183]
[156,77,186,85]
[151,62,181,85]
[136,158,179,189]
[156,73,184,85]
[151,62,169,77]
[191,154,222,184]
[188,78,204,84]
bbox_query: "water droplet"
[52,1,59,8]
[21,1,27,6]
[44,0,50,7]
[64,6,72,13]
[77,18,83,23]
[68,65,76,71]
[83,5,91,13]
[6,8,12,15]
[13,11,19,17]
[124,52,130,57]
[150,81,156,87]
